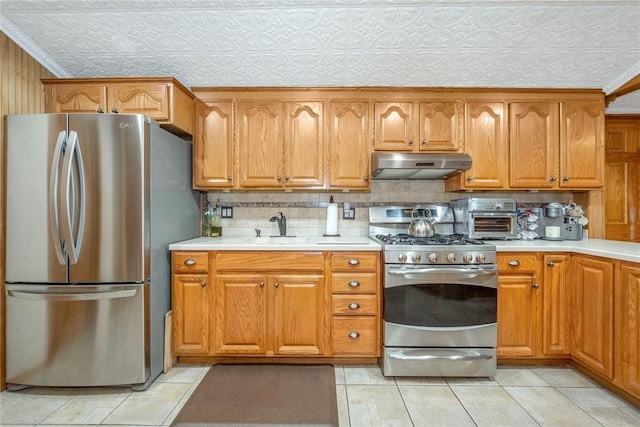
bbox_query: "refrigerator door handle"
[60,130,86,265]
[7,289,137,302]
[49,130,67,265]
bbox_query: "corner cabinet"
[171,252,212,355]
[615,262,640,398]
[42,77,195,136]
[214,251,327,356]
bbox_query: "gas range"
[369,205,496,265]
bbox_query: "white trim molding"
[603,59,640,95]
[1,15,70,78]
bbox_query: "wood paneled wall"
[0,31,56,390]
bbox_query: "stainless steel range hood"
[371,152,472,180]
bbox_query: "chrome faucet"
[269,212,287,236]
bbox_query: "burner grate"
[374,233,486,246]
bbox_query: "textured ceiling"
[1,0,639,112]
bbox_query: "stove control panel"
[385,249,496,265]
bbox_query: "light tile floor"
[1,364,639,426]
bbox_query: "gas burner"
[374,233,486,246]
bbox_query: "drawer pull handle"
[348,259,360,265]
[184,259,196,266]
[348,331,360,339]
[200,281,207,287]
[508,260,520,266]
[348,302,360,310]
[348,280,361,287]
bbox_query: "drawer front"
[173,251,209,273]
[332,295,377,316]
[331,272,378,294]
[497,254,539,272]
[216,251,324,271]
[331,252,379,272]
[332,317,378,356]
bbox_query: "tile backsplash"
[204,181,573,237]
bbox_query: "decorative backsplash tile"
[203,181,572,237]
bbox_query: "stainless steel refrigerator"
[4,113,199,390]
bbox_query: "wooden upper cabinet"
[328,100,371,188]
[193,99,235,189]
[374,102,415,151]
[238,100,285,187]
[42,78,195,136]
[284,101,324,188]
[446,101,508,190]
[509,102,559,188]
[559,101,605,188]
[238,100,323,189]
[418,102,462,151]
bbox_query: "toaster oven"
[450,198,518,240]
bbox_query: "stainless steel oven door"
[383,264,497,348]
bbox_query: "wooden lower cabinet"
[615,262,640,398]
[571,255,615,380]
[497,253,540,357]
[214,252,327,356]
[541,254,571,356]
[171,251,212,355]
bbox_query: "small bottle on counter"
[204,199,222,237]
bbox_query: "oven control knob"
[428,252,438,263]
[412,254,422,263]
[476,253,486,263]
[447,253,456,263]
[463,253,474,263]
[398,253,408,263]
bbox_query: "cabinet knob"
[421,139,427,146]
[111,107,119,113]
[532,282,540,289]
[348,302,360,310]
[562,176,570,182]
[227,176,232,181]
[549,176,557,182]
[547,261,555,267]
[285,175,290,181]
[348,331,360,339]
[184,259,196,266]
[274,282,280,288]
[348,280,361,287]
[508,260,520,266]
[200,281,207,287]
[96,107,104,113]
[348,259,360,265]
[277,176,282,181]
[260,281,265,288]
[466,176,473,181]
[364,176,369,181]
[408,139,414,145]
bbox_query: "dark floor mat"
[170,364,338,427]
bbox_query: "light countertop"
[169,236,640,263]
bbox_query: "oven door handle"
[388,267,496,276]
[390,349,494,361]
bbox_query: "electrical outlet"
[343,207,355,220]
[221,207,233,218]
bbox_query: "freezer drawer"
[6,283,149,387]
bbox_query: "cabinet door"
[107,83,170,120]
[509,102,559,188]
[571,256,614,379]
[172,274,210,355]
[418,102,461,151]
[238,101,284,187]
[497,274,539,357]
[45,83,107,113]
[284,101,324,188]
[193,100,235,189]
[215,273,267,354]
[272,274,326,355]
[328,100,371,188]
[616,262,640,397]
[374,102,415,151]
[541,254,571,356]
[560,101,605,188]
[458,102,508,189]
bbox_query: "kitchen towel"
[326,203,338,236]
